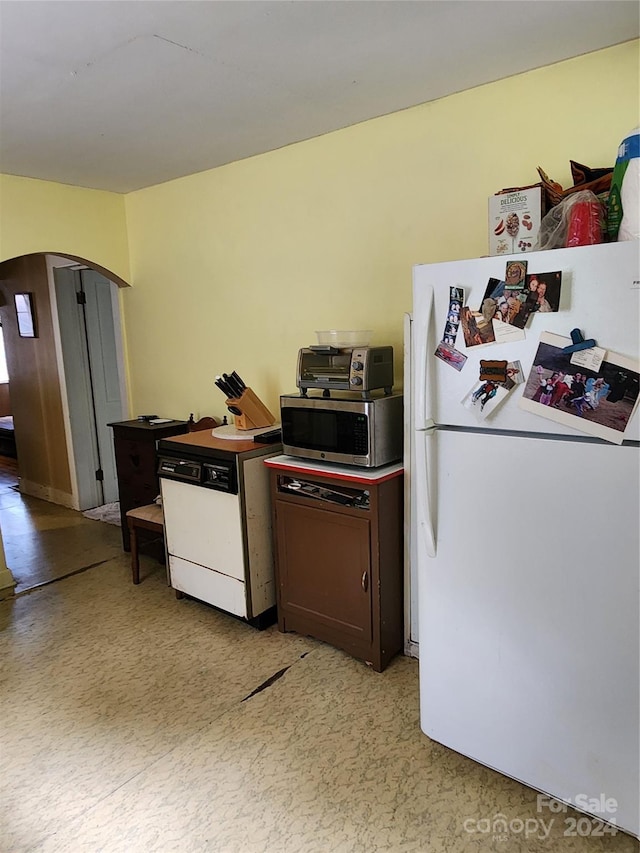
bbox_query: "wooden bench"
[126,503,164,585]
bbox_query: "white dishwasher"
[157,431,280,628]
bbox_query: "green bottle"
[607,127,640,241]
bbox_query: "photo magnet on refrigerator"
[519,332,640,444]
[479,360,508,383]
[441,285,464,347]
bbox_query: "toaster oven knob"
[352,361,363,371]
[350,376,363,386]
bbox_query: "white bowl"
[315,330,373,347]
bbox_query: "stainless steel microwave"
[280,393,403,468]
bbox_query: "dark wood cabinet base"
[108,419,188,550]
[269,462,404,672]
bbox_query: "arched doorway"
[0,252,130,511]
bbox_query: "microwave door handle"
[415,428,436,557]
[414,285,436,432]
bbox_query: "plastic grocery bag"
[534,190,605,251]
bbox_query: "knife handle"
[225,375,244,397]
[231,371,246,390]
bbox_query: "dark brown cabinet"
[108,419,188,550]
[269,461,403,671]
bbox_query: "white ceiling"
[0,1,637,194]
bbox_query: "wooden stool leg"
[129,520,140,585]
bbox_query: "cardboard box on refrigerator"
[489,185,543,255]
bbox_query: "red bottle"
[565,197,604,247]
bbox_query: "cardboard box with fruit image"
[489,185,543,256]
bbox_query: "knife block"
[225,388,276,430]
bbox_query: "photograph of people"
[536,280,553,313]
[521,336,640,441]
[585,376,609,409]
[502,362,524,390]
[550,373,573,407]
[460,306,495,347]
[471,381,498,410]
[526,271,562,313]
[539,373,558,405]
[495,296,510,324]
[461,379,508,420]
[506,294,522,324]
[566,372,587,414]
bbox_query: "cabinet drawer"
[169,555,247,618]
[115,442,157,472]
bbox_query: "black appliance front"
[157,451,237,494]
[281,406,369,456]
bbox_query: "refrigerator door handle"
[415,428,436,557]
[414,284,436,432]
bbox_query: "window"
[0,325,9,383]
[15,292,37,337]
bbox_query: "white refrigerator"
[409,240,640,837]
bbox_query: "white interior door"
[54,267,124,508]
[80,269,124,503]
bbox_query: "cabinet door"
[276,500,372,643]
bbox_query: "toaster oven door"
[297,350,351,389]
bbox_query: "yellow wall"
[124,41,639,419]
[0,174,130,283]
[0,42,638,424]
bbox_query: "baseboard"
[0,565,16,599]
[19,479,75,508]
[404,639,419,659]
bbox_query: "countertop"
[108,418,188,432]
[158,428,281,457]
[264,454,403,484]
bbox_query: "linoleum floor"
[1,477,637,853]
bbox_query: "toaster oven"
[296,345,393,397]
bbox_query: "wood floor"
[0,455,123,594]
[0,452,18,485]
